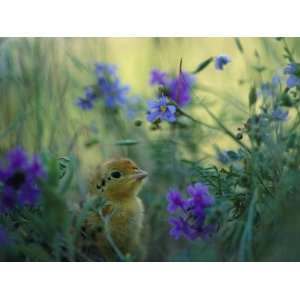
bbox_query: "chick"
[86,158,148,261]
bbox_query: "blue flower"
[147,97,176,123]
[284,63,298,75]
[75,87,97,111]
[284,63,300,88]
[0,148,46,213]
[272,75,281,87]
[272,107,288,121]
[260,83,273,98]
[215,55,231,70]
[85,87,97,101]
[75,97,94,110]
[169,72,195,107]
[95,63,117,77]
[150,69,169,86]
[75,63,131,110]
[98,78,130,108]
[287,75,300,89]
[258,75,282,99]
[96,63,130,108]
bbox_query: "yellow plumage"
[86,158,147,261]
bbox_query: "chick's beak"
[132,169,148,181]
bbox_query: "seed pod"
[236,132,243,140]
[134,120,142,127]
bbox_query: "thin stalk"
[202,105,251,153]
[99,210,126,262]
[171,101,218,130]
[238,188,258,261]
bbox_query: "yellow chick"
[86,158,148,261]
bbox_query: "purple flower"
[169,217,190,240]
[187,182,214,216]
[149,69,195,107]
[0,227,9,247]
[166,182,215,241]
[284,63,300,88]
[0,148,46,213]
[167,189,186,213]
[169,72,195,107]
[272,107,288,121]
[147,96,176,123]
[215,55,231,70]
[187,183,214,207]
[168,216,206,241]
[150,69,169,86]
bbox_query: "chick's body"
[87,158,147,261]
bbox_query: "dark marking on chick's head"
[89,158,148,201]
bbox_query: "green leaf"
[248,85,257,107]
[287,133,297,149]
[192,57,213,74]
[115,139,139,146]
[253,65,266,73]
[66,52,91,72]
[279,93,293,107]
[59,156,75,194]
[58,156,71,179]
[85,138,100,148]
[234,38,244,53]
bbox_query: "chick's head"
[89,158,148,202]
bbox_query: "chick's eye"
[111,171,122,179]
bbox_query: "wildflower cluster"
[150,69,195,107]
[167,182,215,241]
[147,55,231,126]
[258,75,281,98]
[76,63,130,110]
[284,63,300,88]
[0,148,45,213]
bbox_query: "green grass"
[1,37,300,261]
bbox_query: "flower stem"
[171,101,218,130]
[172,99,251,152]
[202,105,251,152]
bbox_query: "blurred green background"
[1,37,300,261]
